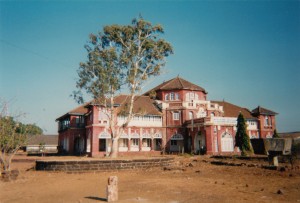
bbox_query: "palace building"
[56,77,277,156]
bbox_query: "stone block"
[106,176,118,202]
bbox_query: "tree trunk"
[110,137,119,158]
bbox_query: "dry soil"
[1,154,300,203]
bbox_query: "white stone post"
[106,176,118,202]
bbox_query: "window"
[175,93,179,100]
[165,94,169,101]
[186,92,197,101]
[170,92,175,100]
[131,139,139,146]
[173,112,180,120]
[211,112,215,117]
[264,116,269,126]
[75,116,84,127]
[171,140,177,146]
[60,118,70,130]
[189,111,193,120]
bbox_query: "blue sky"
[0,1,299,134]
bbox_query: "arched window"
[264,116,269,126]
[165,94,169,101]
[185,92,197,101]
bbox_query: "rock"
[277,189,283,195]
[279,167,286,172]
[188,163,194,167]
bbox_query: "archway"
[221,132,234,152]
[74,136,85,155]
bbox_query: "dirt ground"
[1,153,300,203]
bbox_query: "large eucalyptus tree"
[73,17,173,157]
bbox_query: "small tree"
[235,113,253,156]
[73,17,173,157]
[0,101,28,173]
[272,129,279,138]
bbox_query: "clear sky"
[0,0,299,135]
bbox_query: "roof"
[212,101,255,119]
[252,106,278,116]
[56,104,88,121]
[144,76,207,95]
[82,95,162,116]
[27,135,58,146]
[114,95,162,115]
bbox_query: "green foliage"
[235,113,253,156]
[73,16,173,157]
[73,16,173,105]
[0,101,42,172]
[272,129,279,138]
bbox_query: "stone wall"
[36,157,174,172]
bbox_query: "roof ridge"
[178,77,184,89]
[159,78,174,90]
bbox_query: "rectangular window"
[76,116,84,127]
[131,139,139,146]
[264,116,269,126]
[170,92,175,100]
[171,140,177,146]
[173,112,180,120]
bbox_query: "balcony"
[117,116,162,127]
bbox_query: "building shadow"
[85,196,107,202]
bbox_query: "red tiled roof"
[114,95,162,115]
[144,77,207,95]
[212,101,255,119]
[252,106,278,116]
[27,135,58,145]
[56,104,88,121]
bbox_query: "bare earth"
[1,154,300,203]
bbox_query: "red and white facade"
[56,77,278,156]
